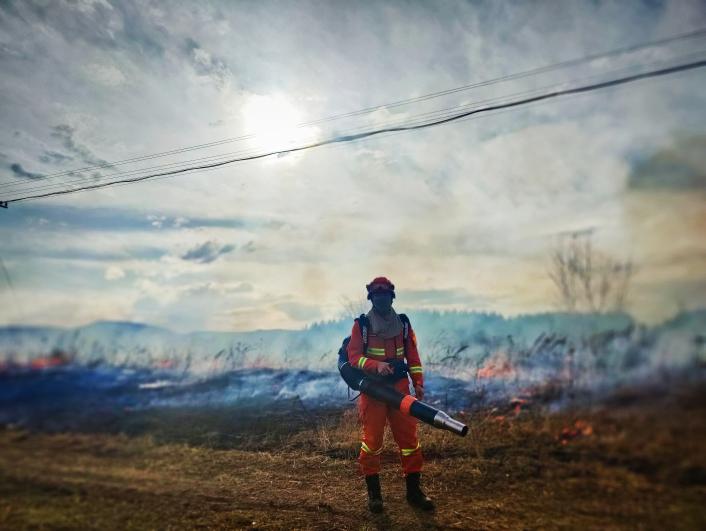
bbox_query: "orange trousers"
[358,378,423,476]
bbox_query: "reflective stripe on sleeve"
[409,366,423,374]
[358,357,369,370]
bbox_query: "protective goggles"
[366,284,395,299]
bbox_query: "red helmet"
[366,276,395,300]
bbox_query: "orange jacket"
[347,318,424,387]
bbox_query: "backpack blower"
[337,315,468,437]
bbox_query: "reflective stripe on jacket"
[347,319,424,387]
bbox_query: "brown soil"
[1,385,704,530]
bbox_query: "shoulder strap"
[357,314,369,356]
[399,313,410,339]
[398,313,410,357]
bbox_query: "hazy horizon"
[2,305,703,336]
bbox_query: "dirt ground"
[1,384,705,530]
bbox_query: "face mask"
[371,292,393,314]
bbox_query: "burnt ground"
[0,384,704,530]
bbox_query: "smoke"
[0,310,703,412]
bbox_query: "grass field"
[1,383,705,530]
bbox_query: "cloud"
[2,243,167,263]
[0,204,275,233]
[130,278,261,331]
[38,151,74,165]
[8,0,165,58]
[84,62,127,86]
[147,214,166,228]
[181,240,235,264]
[0,41,26,59]
[232,281,254,292]
[9,163,42,179]
[51,124,110,167]
[105,265,126,280]
[397,289,495,308]
[181,280,255,296]
[628,134,706,190]
[183,37,231,88]
[273,301,323,322]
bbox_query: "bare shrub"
[548,231,634,312]
[338,295,369,320]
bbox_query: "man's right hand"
[374,361,394,376]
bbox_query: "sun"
[240,94,319,156]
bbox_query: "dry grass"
[0,384,705,530]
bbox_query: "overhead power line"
[2,47,705,199]
[3,57,705,205]
[0,70,623,197]
[3,66,634,196]
[2,25,706,193]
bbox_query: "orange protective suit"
[347,319,425,476]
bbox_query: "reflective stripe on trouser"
[361,441,383,455]
[357,379,423,476]
[400,441,421,456]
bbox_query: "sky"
[0,0,705,332]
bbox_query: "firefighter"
[347,276,434,513]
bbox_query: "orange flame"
[29,351,70,370]
[558,419,594,445]
[477,356,516,379]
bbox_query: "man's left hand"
[414,384,424,401]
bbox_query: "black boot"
[365,474,384,513]
[406,472,435,511]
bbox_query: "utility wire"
[69,98,579,197]
[0,76,591,195]
[3,49,703,198]
[30,74,699,200]
[5,57,706,201]
[0,82,581,195]
[4,57,705,204]
[2,48,704,199]
[2,26,706,191]
[295,27,706,123]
